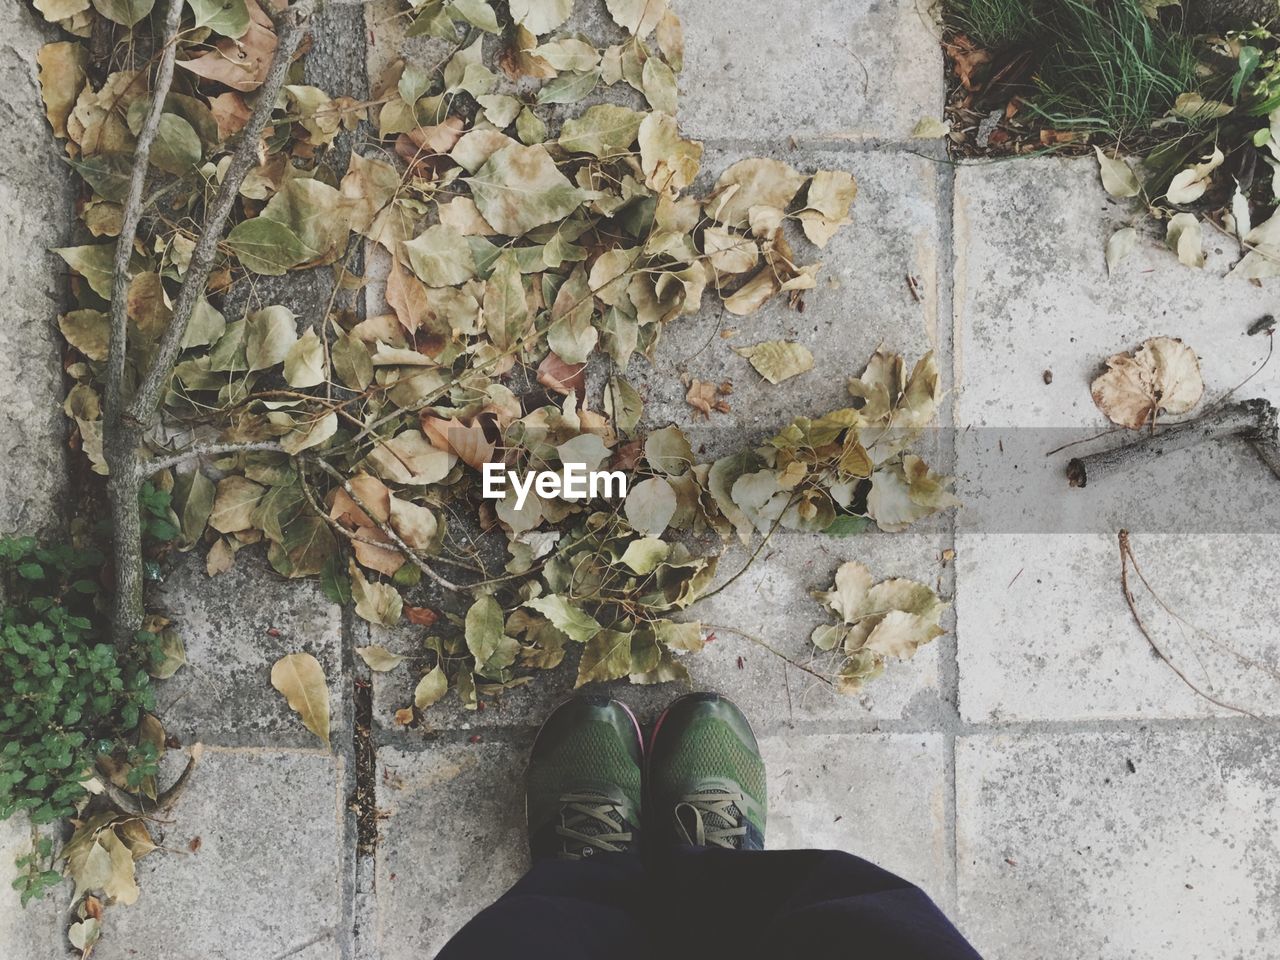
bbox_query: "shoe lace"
[555,791,632,860]
[673,789,748,849]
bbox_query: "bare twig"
[105,0,318,645]
[701,622,835,687]
[311,458,461,593]
[1117,530,1256,718]
[1066,398,1278,487]
[142,440,287,477]
[126,0,318,428]
[105,0,182,435]
[102,0,184,645]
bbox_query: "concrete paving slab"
[95,749,347,960]
[678,0,944,143]
[953,157,1280,721]
[631,147,944,463]
[761,733,953,911]
[368,532,949,733]
[956,532,1280,722]
[374,742,529,959]
[955,729,1280,960]
[152,551,347,748]
[0,4,70,536]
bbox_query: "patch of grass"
[950,0,1045,48]
[948,0,1205,141]
[1033,0,1202,140]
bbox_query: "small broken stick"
[1067,398,1279,487]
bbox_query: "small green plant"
[12,835,60,907]
[0,537,154,827]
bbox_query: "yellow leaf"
[270,653,331,745]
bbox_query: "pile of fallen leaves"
[40,0,951,712]
[24,0,960,943]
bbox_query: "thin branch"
[700,622,835,687]
[141,440,287,477]
[310,457,461,593]
[105,0,183,434]
[126,0,319,427]
[1066,398,1278,487]
[1117,530,1257,718]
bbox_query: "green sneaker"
[525,696,644,861]
[648,693,766,851]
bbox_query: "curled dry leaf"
[1106,227,1138,274]
[685,378,731,417]
[1090,336,1204,430]
[270,652,331,745]
[809,560,947,693]
[1165,148,1224,206]
[1166,212,1204,268]
[1095,146,1141,199]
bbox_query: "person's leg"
[434,696,651,960]
[647,693,981,960]
[656,846,981,960]
[436,852,647,960]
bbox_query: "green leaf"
[624,477,676,536]
[91,0,155,26]
[225,219,314,276]
[603,374,642,436]
[150,114,202,175]
[509,0,573,35]
[483,251,531,350]
[644,425,692,476]
[67,154,133,202]
[414,665,448,708]
[575,628,633,687]
[331,332,373,390]
[525,595,602,642]
[558,104,645,159]
[468,143,586,236]
[172,468,215,549]
[536,70,601,105]
[245,305,298,370]
[450,0,499,32]
[55,245,115,299]
[824,515,872,536]
[466,595,513,670]
[351,563,402,627]
[401,223,477,287]
[641,57,677,113]
[619,537,670,574]
[187,0,250,37]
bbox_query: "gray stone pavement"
[4,1,1280,958]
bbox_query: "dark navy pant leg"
[655,846,982,960]
[434,852,649,960]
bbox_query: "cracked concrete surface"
[2,1,1278,958]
